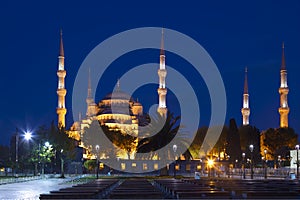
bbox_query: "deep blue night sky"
[0,1,299,145]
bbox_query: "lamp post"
[60,149,65,178]
[264,149,267,179]
[278,155,281,168]
[24,131,32,175]
[41,141,50,176]
[15,128,19,178]
[295,144,299,179]
[249,144,254,179]
[242,153,245,179]
[95,145,100,179]
[173,144,177,178]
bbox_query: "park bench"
[39,192,98,199]
[107,179,165,199]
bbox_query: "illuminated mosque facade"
[56,29,290,160]
[56,30,167,159]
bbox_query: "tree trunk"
[60,158,65,178]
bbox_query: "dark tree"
[239,125,260,152]
[189,126,208,159]
[226,119,242,163]
[262,127,298,160]
[0,145,10,173]
[211,126,229,158]
[239,125,261,164]
[49,122,77,177]
[136,111,181,159]
[82,120,137,159]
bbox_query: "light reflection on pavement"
[0,178,75,200]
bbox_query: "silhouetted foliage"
[189,125,229,159]
[239,125,261,164]
[211,126,229,158]
[189,126,208,159]
[49,122,76,161]
[82,120,137,159]
[83,159,97,172]
[0,145,10,168]
[262,127,298,160]
[136,111,181,159]
[226,119,242,162]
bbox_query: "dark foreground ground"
[1,176,299,199]
[39,177,300,199]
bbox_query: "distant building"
[290,149,299,169]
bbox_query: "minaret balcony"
[278,87,289,94]
[278,107,290,114]
[241,108,250,115]
[57,88,67,96]
[157,69,167,77]
[56,107,67,115]
[157,88,167,95]
[57,70,66,78]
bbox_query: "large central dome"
[102,90,133,101]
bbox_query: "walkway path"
[0,178,75,200]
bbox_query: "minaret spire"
[59,29,64,57]
[278,42,289,127]
[281,42,286,70]
[160,28,165,55]
[157,28,167,116]
[56,29,67,128]
[86,68,97,117]
[244,67,248,94]
[241,67,250,125]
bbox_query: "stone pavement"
[0,177,75,200]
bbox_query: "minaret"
[241,67,250,125]
[278,42,289,127]
[86,68,97,117]
[56,30,67,128]
[157,29,167,116]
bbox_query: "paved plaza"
[0,177,75,200]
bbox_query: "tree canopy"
[261,127,298,160]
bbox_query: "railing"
[0,176,42,185]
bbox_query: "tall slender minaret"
[157,29,167,116]
[278,42,289,128]
[241,67,250,125]
[86,68,97,117]
[56,30,67,128]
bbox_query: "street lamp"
[249,144,254,179]
[173,144,177,178]
[295,144,299,179]
[44,141,50,147]
[23,131,32,175]
[242,153,245,179]
[207,158,214,178]
[41,141,51,176]
[60,149,65,178]
[24,131,32,141]
[278,155,281,168]
[264,149,267,179]
[95,145,100,179]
